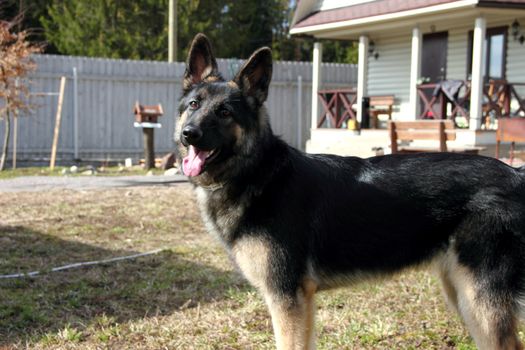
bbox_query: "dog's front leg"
[265,279,317,350]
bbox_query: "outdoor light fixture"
[511,19,524,44]
[368,41,379,60]
[512,19,520,40]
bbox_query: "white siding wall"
[446,27,469,80]
[505,17,525,104]
[367,33,412,120]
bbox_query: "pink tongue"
[182,146,208,177]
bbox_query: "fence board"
[1,54,356,162]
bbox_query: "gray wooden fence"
[2,54,356,162]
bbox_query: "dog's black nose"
[182,125,203,144]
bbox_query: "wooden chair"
[389,120,483,154]
[369,95,394,128]
[496,117,525,165]
[482,79,509,128]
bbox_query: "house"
[290,0,525,157]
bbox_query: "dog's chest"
[196,187,244,242]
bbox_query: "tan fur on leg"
[232,238,318,349]
[302,278,317,350]
[265,279,318,350]
[436,253,459,313]
[439,252,523,350]
[266,296,310,350]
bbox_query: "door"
[420,32,448,118]
[422,32,448,83]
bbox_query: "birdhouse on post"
[133,101,164,169]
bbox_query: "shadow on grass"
[0,225,248,345]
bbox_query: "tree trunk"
[0,110,11,171]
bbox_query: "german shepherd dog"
[175,33,525,350]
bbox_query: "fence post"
[73,67,79,160]
[12,78,19,169]
[297,75,303,150]
[50,76,67,170]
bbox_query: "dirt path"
[0,175,188,192]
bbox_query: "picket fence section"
[3,54,356,162]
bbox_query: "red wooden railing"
[317,88,357,128]
[416,80,525,127]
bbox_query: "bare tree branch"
[0,16,43,170]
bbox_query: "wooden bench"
[389,120,483,154]
[496,117,525,164]
[369,95,395,128]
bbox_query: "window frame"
[466,26,508,81]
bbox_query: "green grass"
[0,166,66,179]
[0,185,523,349]
[0,165,165,179]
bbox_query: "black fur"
[176,34,525,349]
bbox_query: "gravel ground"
[0,175,188,192]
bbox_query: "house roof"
[291,0,525,33]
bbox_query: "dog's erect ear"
[183,33,218,90]
[233,47,273,105]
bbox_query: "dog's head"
[175,33,273,185]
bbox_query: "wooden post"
[439,121,447,152]
[389,122,398,154]
[143,127,155,169]
[50,76,67,170]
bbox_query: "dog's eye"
[220,109,232,118]
[189,100,200,110]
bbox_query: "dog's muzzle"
[181,125,203,146]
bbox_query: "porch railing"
[315,81,525,130]
[317,88,357,128]
[417,80,525,128]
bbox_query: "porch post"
[409,26,422,119]
[311,42,323,130]
[470,17,486,130]
[357,35,369,124]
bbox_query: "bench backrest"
[369,95,394,107]
[389,120,456,153]
[497,118,525,143]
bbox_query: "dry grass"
[0,184,522,349]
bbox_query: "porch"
[291,2,525,158]
[306,127,500,158]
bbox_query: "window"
[467,26,508,80]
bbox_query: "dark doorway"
[420,32,448,119]
[422,32,448,83]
